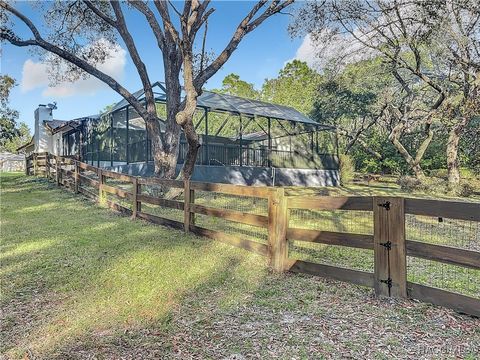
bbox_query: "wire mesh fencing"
[140,183,185,223]
[406,214,480,298]
[288,209,374,272]
[102,176,134,211]
[193,190,269,245]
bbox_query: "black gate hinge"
[380,278,392,289]
[377,201,391,211]
[380,241,392,250]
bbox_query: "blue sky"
[2,1,310,132]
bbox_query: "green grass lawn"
[1,173,479,359]
[107,175,480,298]
[1,173,269,358]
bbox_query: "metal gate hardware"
[377,201,391,211]
[380,278,392,289]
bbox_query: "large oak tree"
[291,0,479,183]
[1,0,293,179]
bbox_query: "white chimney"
[34,104,53,153]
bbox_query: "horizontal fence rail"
[30,152,480,317]
[286,196,480,317]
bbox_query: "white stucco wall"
[34,106,53,153]
[33,105,66,156]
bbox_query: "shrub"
[422,177,448,194]
[458,182,474,197]
[361,157,381,174]
[429,168,448,179]
[339,154,355,185]
[397,176,449,194]
[397,176,423,192]
[382,158,403,175]
[449,181,475,198]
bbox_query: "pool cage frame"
[80,82,339,171]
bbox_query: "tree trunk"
[182,120,201,180]
[145,52,183,179]
[446,116,469,186]
[388,121,433,180]
[177,48,201,180]
[411,163,426,179]
[162,51,183,177]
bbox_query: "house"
[19,104,100,159]
[22,83,340,186]
[0,152,25,172]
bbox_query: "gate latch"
[380,241,392,250]
[380,278,392,289]
[377,201,391,211]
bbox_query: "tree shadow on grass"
[3,174,479,358]
[1,173,275,359]
[44,262,480,359]
[48,250,268,359]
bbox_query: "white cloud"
[294,34,322,70]
[21,59,49,92]
[294,32,375,72]
[21,42,126,98]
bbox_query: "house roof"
[48,115,101,134]
[109,81,321,126]
[44,120,68,132]
[16,137,34,152]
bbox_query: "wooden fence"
[25,152,48,176]
[28,153,480,317]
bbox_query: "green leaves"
[0,75,20,147]
[262,60,322,115]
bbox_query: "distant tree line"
[290,0,479,192]
[214,54,478,189]
[213,0,479,193]
[0,75,31,153]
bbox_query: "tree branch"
[128,0,166,50]
[82,0,117,27]
[153,0,182,46]
[109,1,156,113]
[193,0,293,91]
[0,1,148,120]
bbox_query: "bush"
[397,176,449,194]
[448,181,475,197]
[397,176,424,192]
[458,182,474,197]
[422,177,448,194]
[361,157,381,174]
[429,168,448,179]
[339,154,355,185]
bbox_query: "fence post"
[184,179,191,233]
[190,185,195,226]
[45,154,50,180]
[98,168,104,203]
[55,155,60,186]
[132,177,141,219]
[74,160,79,193]
[373,196,407,298]
[268,188,288,272]
[33,153,37,176]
